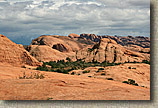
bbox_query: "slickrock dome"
[0,34,41,67]
[31,35,83,52]
[29,45,69,62]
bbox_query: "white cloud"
[0,0,6,2]
[0,0,150,45]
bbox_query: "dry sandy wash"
[0,63,150,100]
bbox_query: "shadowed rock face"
[74,38,150,63]
[0,34,41,67]
[52,43,69,52]
[80,34,101,42]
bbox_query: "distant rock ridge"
[73,38,150,63]
[0,34,41,67]
[78,33,150,48]
[25,33,150,63]
[68,33,80,39]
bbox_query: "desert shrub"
[122,81,129,84]
[71,72,75,75]
[142,60,150,64]
[66,57,71,62]
[128,67,131,69]
[98,68,104,71]
[19,72,45,79]
[36,60,124,75]
[122,79,139,86]
[96,70,99,73]
[106,78,113,80]
[83,70,90,74]
[101,73,106,75]
[39,74,45,79]
[132,67,136,69]
[128,79,136,84]
[132,83,139,86]
[55,69,69,74]
[47,97,53,100]
[36,66,48,71]
[88,76,92,78]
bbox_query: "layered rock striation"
[74,38,150,63]
[0,34,41,67]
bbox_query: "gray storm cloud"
[0,0,150,45]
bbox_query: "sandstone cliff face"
[28,35,85,62]
[28,45,75,62]
[31,35,84,52]
[74,38,150,63]
[27,34,150,63]
[0,34,41,67]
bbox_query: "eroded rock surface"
[31,35,84,52]
[74,38,150,63]
[0,34,41,67]
[79,34,150,48]
[29,45,70,62]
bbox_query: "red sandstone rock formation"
[0,34,41,67]
[74,38,150,63]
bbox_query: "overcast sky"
[0,0,150,45]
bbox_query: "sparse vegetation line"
[36,57,150,75]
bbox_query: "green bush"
[47,97,53,100]
[128,67,131,69]
[71,72,75,75]
[101,73,106,75]
[133,83,139,86]
[98,68,104,71]
[122,81,129,84]
[122,79,139,86]
[66,57,71,62]
[36,60,123,75]
[106,78,113,80]
[142,60,150,64]
[83,70,90,74]
[132,67,136,69]
[128,79,135,84]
